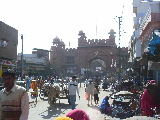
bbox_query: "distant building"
[17,49,51,77]
[0,21,18,77]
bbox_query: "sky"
[0,0,134,54]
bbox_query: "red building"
[50,29,129,78]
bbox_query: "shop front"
[0,59,17,77]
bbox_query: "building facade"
[0,21,18,77]
[17,49,50,78]
[50,29,129,79]
[129,0,160,81]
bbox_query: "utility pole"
[21,34,23,81]
[118,16,122,81]
[118,16,122,47]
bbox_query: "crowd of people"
[83,76,160,118]
[0,70,104,120]
[1,69,160,119]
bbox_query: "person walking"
[48,79,55,107]
[0,69,29,120]
[68,75,80,110]
[84,77,91,92]
[102,77,108,91]
[94,85,100,105]
[25,76,31,91]
[86,79,94,106]
[94,76,100,87]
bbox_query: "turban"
[55,116,73,120]
[66,109,90,120]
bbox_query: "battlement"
[64,48,77,52]
[78,38,116,47]
[88,39,109,43]
[51,45,78,52]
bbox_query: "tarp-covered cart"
[111,91,140,119]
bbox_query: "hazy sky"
[0,0,133,54]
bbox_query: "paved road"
[28,83,113,120]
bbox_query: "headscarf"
[66,109,90,120]
[99,96,110,114]
[150,80,156,84]
[141,89,160,116]
[55,116,73,120]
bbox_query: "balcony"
[140,4,160,34]
[139,7,151,34]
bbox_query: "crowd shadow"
[38,102,78,119]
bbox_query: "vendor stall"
[111,91,140,119]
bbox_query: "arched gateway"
[50,29,119,77]
[77,29,117,77]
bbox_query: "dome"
[53,36,61,45]
[59,40,65,47]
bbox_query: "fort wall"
[78,38,116,46]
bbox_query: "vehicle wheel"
[39,90,44,100]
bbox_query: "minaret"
[108,29,116,38]
[108,29,116,45]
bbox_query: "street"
[28,83,113,120]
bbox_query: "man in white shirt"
[0,69,29,120]
[68,76,80,110]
